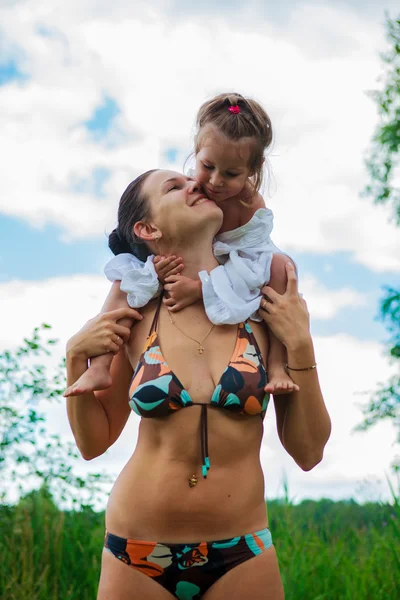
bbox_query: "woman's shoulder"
[135,298,159,333]
[125,299,159,360]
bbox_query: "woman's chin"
[194,199,223,228]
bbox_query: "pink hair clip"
[228,105,240,114]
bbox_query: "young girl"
[64,92,297,398]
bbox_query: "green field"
[1,487,399,600]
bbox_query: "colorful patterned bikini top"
[129,296,270,480]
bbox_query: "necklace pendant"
[189,474,198,488]
[198,345,204,354]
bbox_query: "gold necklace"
[167,311,215,354]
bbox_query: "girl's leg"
[264,254,299,395]
[64,282,133,397]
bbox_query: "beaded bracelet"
[285,363,317,372]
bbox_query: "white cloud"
[0,273,397,504]
[299,274,366,319]
[0,275,110,350]
[0,1,399,272]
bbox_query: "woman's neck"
[160,241,218,279]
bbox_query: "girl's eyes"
[167,185,179,192]
[202,163,239,177]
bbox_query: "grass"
[1,487,399,599]
[269,497,400,599]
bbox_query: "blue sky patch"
[69,167,112,198]
[295,251,397,294]
[164,148,179,163]
[0,215,111,282]
[84,96,120,140]
[296,251,395,342]
[310,302,387,343]
[0,60,27,86]
[36,25,57,38]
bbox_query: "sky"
[1,0,399,506]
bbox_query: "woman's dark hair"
[108,169,158,262]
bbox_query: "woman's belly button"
[109,461,263,521]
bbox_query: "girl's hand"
[153,255,184,284]
[163,275,202,312]
[66,307,142,360]
[259,262,310,351]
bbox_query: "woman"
[66,170,331,600]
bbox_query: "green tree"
[0,324,111,508]
[364,14,400,223]
[359,14,400,470]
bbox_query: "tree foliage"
[359,13,400,471]
[0,324,111,508]
[355,287,400,466]
[364,14,400,223]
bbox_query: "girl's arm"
[259,262,331,471]
[66,307,140,459]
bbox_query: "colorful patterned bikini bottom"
[104,527,273,600]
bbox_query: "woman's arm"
[273,336,330,471]
[65,307,140,460]
[259,262,331,471]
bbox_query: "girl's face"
[195,126,253,203]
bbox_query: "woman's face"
[142,170,223,245]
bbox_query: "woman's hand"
[259,262,310,351]
[66,307,143,360]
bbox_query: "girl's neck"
[215,195,244,220]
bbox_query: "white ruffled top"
[104,253,161,308]
[104,208,283,324]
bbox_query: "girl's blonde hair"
[195,92,273,195]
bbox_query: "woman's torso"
[106,299,271,542]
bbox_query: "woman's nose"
[188,179,200,193]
